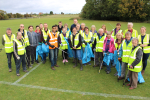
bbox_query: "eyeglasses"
[20,26,24,27]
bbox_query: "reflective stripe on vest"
[111,30,122,40]
[70,34,81,49]
[128,46,142,72]
[122,40,132,63]
[82,32,93,47]
[95,35,106,52]
[48,32,58,49]
[13,39,25,55]
[3,34,15,53]
[60,33,69,50]
[138,34,150,53]
[24,30,30,47]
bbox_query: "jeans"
[49,48,58,67]
[6,52,16,69]
[106,61,111,71]
[142,53,150,70]
[16,54,26,74]
[43,53,47,61]
[72,49,82,60]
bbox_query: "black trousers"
[62,49,68,59]
[26,46,36,65]
[95,52,104,65]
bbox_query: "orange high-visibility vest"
[48,32,58,49]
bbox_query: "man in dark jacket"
[58,21,63,33]
[27,25,38,65]
[70,18,78,32]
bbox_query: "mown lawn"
[0,15,150,100]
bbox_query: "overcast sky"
[0,0,86,14]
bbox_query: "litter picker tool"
[123,70,129,87]
[99,61,103,74]
[57,47,69,55]
[63,50,65,65]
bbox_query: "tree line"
[80,0,150,22]
[0,10,33,20]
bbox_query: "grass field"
[0,15,150,100]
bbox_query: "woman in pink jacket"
[103,31,116,74]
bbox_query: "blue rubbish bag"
[114,50,122,76]
[42,43,49,53]
[127,71,145,83]
[82,43,94,64]
[103,53,114,66]
[36,45,43,60]
[64,37,73,58]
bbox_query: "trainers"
[65,59,68,62]
[9,69,12,72]
[63,60,65,63]
[88,62,91,65]
[43,60,46,64]
[23,70,29,73]
[93,65,98,68]
[114,72,118,76]
[36,60,39,64]
[29,65,33,68]
[17,74,20,76]
[106,71,110,74]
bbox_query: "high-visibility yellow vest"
[122,40,133,63]
[13,39,25,55]
[3,34,15,53]
[82,32,93,47]
[79,30,84,37]
[123,28,138,38]
[111,29,122,40]
[60,32,69,50]
[92,33,97,44]
[42,29,50,41]
[95,35,106,52]
[16,30,30,47]
[128,46,142,72]
[70,33,81,49]
[24,30,30,47]
[115,42,122,50]
[138,34,150,53]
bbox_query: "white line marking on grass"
[108,23,115,29]
[13,62,42,84]
[0,81,149,100]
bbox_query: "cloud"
[0,0,86,14]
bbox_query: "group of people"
[2,19,149,90]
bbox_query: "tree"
[61,12,64,15]
[80,0,150,21]
[50,11,53,15]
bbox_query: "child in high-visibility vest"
[58,27,69,63]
